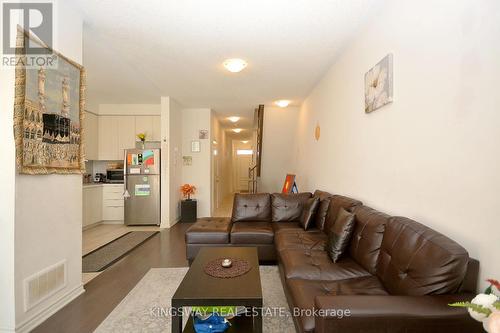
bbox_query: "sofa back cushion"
[313,190,334,230]
[326,208,356,262]
[271,193,312,222]
[349,205,388,274]
[323,195,362,232]
[299,197,320,230]
[231,193,271,222]
[376,216,469,296]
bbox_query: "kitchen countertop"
[83,182,124,188]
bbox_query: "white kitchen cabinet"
[135,116,153,141]
[83,111,99,160]
[102,185,124,221]
[98,116,119,160]
[135,115,161,142]
[82,185,103,228]
[117,116,136,160]
[98,116,136,160]
[152,116,161,141]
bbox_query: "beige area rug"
[94,266,295,332]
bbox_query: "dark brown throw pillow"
[315,198,331,230]
[299,197,320,230]
[326,207,356,262]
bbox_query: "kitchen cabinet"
[83,111,99,160]
[98,116,119,160]
[117,116,136,160]
[95,115,161,161]
[135,116,161,142]
[102,184,124,221]
[82,185,103,228]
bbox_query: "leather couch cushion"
[271,192,312,222]
[231,193,271,222]
[230,221,274,244]
[279,249,371,281]
[326,208,356,262]
[287,276,388,333]
[313,190,333,230]
[275,230,326,252]
[376,216,469,296]
[323,195,362,232]
[349,205,389,274]
[272,222,304,234]
[185,217,232,244]
[299,197,320,230]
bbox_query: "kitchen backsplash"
[85,160,123,176]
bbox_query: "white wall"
[211,114,222,211]
[182,108,212,217]
[98,103,160,115]
[11,1,85,331]
[259,106,300,193]
[292,0,500,290]
[221,130,233,196]
[0,32,17,333]
[160,97,183,227]
[168,98,183,226]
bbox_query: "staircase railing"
[248,165,258,193]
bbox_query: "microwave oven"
[106,169,124,183]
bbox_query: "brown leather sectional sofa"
[185,191,482,333]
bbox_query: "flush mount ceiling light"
[227,116,240,123]
[232,128,243,133]
[275,100,291,108]
[223,58,247,73]
[241,140,249,144]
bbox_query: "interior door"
[236,155,252,192]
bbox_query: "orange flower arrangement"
[180,184,196,200]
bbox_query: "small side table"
[181,199,197,222]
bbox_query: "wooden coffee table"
[172,247,263,333]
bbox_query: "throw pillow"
[315,198,331,230]
[326,207,356,262]
[299,197,320,230]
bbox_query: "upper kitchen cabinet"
[98,115,119,160]
[83,111,99,160]
[117,116,136,160]
[135,116,161,142]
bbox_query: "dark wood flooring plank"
[32,222,192,333]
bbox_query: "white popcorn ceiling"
[70,0,385,127]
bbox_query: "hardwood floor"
[82,224,162,284]
[33,222,192,333]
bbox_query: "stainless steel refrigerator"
[124,148,161,225]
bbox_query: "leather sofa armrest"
[313,294,482,333]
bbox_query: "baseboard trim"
[82,221,103,231]
[101,220,124,225]
[15,284,85,333]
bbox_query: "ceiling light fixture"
[223,58,247,73]
[227,116,240,123]
[275,100,291,108]
[232,128,242,133]
[241,140,249,144]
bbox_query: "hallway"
[212,194,234,217]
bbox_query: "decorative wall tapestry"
[365,53,393,113]
[14,28,86,174]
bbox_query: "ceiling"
[71,0,383,127]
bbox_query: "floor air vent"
[24,260,66,310]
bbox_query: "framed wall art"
[14,28,86,174]
[365,53,393,113]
